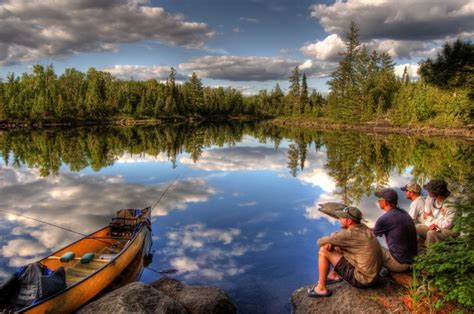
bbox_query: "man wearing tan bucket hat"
[416,179,457,247]
[401,182,425,224]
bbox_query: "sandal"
[307,286,333,298]
[326,277,343,284]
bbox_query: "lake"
[0,122,471,313]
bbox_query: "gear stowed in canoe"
[0,207,152,314]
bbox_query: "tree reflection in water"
[0,122,471,204]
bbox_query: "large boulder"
[78,281,187,314]
[291,277,410,314]
[151,278,236,314]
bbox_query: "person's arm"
[373,218,390,237]
[437,207,456,229]
[317,229,350,247]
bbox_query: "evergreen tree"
[300,73,309,114]
[271,83,285,116]
[288,66,301,115]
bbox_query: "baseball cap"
[374,188,398,204]
[335,206,364,222]
[401,182,422,194]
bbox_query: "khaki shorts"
[381,248,411,273]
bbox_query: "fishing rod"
[151,174,180,214]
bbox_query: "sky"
[0,0,473,94]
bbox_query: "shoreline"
[0,115,263,129]
[1,117,473,140]
[273,118,474,139]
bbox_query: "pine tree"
[300,73,309,114]
[288,66,301,115]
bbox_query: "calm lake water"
[0,122,471,313]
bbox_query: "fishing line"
[0,209,87,237]
[1,209,117,246]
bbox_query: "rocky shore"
[291,276,411,314]
[76,275,417,313]
[273,118,474,139]
[78,278,236,314]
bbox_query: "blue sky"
[0,0,472,94]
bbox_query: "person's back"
[374,188,418,272]
[374,208,418,264]
[337,224,382,284]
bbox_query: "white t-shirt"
[408,195,425,223]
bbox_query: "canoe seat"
[80,253,95,264]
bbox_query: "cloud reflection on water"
[0,165,217,275]
[158,223,272,281]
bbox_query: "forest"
[0,23,472,128]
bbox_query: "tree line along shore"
[0,22,472,131]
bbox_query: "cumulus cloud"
[301,34,345,62]
[301,33,457,61]
[179,55,335,81]
[179,56,301,81]
[394,64,420,79]
[310,0,474,41]
[0,0,216,65]
[103,65,188,81]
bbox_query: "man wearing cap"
[308,207,382,298]
[416,179,457,246]
[401,182,425,224]
[374,188,417,272]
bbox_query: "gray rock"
[291,277,410,314]
[151,278,236,314]
[78,281,187,314]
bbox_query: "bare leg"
[315,247,343,294]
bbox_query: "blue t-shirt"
[374,207,418,264]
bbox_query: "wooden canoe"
[5,207,152,313]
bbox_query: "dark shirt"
[374,207,418,264]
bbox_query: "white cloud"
[394,64,420,79]
[0,0,216,65]
[103,65,187,81]
[301,34,345,61]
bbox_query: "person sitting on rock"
[308,207,382,298]
[401,182,425,224]
[374,188,418,273]
[416,179,457,247]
